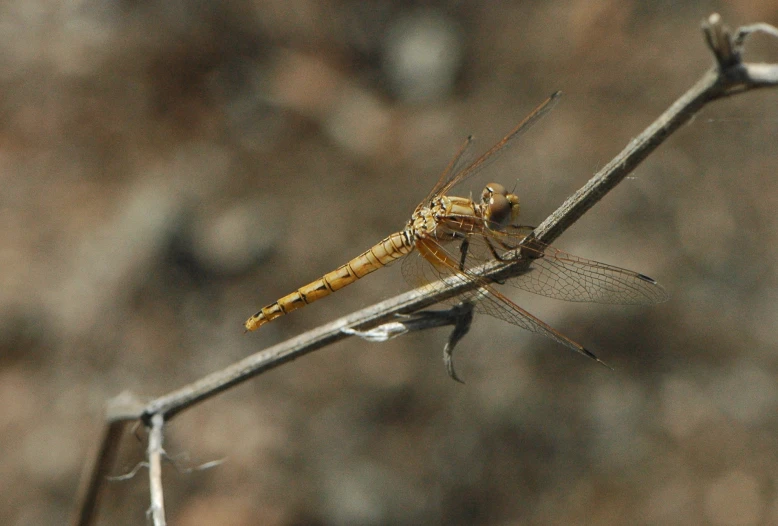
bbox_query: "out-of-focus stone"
[383,9,463,103]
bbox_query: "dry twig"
[71,14,778,526]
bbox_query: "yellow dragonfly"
[245,92,668,365]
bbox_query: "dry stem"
[71,14,778,526]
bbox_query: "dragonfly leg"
[484,225,537,284]
[457,237,470,271]
[485,236,505,261]
[490,225,537,254]
[482,236,512,285]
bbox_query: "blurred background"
[2,1,778,525]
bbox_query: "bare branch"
[534,14,778,247]
[140,14,778,424]
[73,14,778,525]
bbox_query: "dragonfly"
[245,92,668,367]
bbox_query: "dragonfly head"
[482,183,520,228]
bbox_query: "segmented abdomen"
[244,231,413,331]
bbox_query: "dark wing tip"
[636,273,671,303]
[637,273,658,284]
[550,90,562,99]
[581,346,614,371]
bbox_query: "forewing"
[435,92,560,199]
[418,92,560,209]
[448,232,669,305]
[420,135,475,207]
[515,245,669,304]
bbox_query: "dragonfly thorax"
[406,183,521,245]
[406,204,442,240]
[406,194,491,244]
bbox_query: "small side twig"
[342,303,471,342]
[70,392,145,526]
[147,413,167,526]
[346,301,475,383]
[442,302,475,384]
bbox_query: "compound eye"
[481,183,507,204]
[486,193,511,227]
[487,183,507,196]
[486,183,508,195]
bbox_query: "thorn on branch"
[704,13,778,69]
[703,13,740,70]
[702,13,778,94]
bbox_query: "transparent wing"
[513,244,669,304]
[401,237,607,364]
[420,135,474,207]
[424,227,669,305]
[420,92,561,207]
